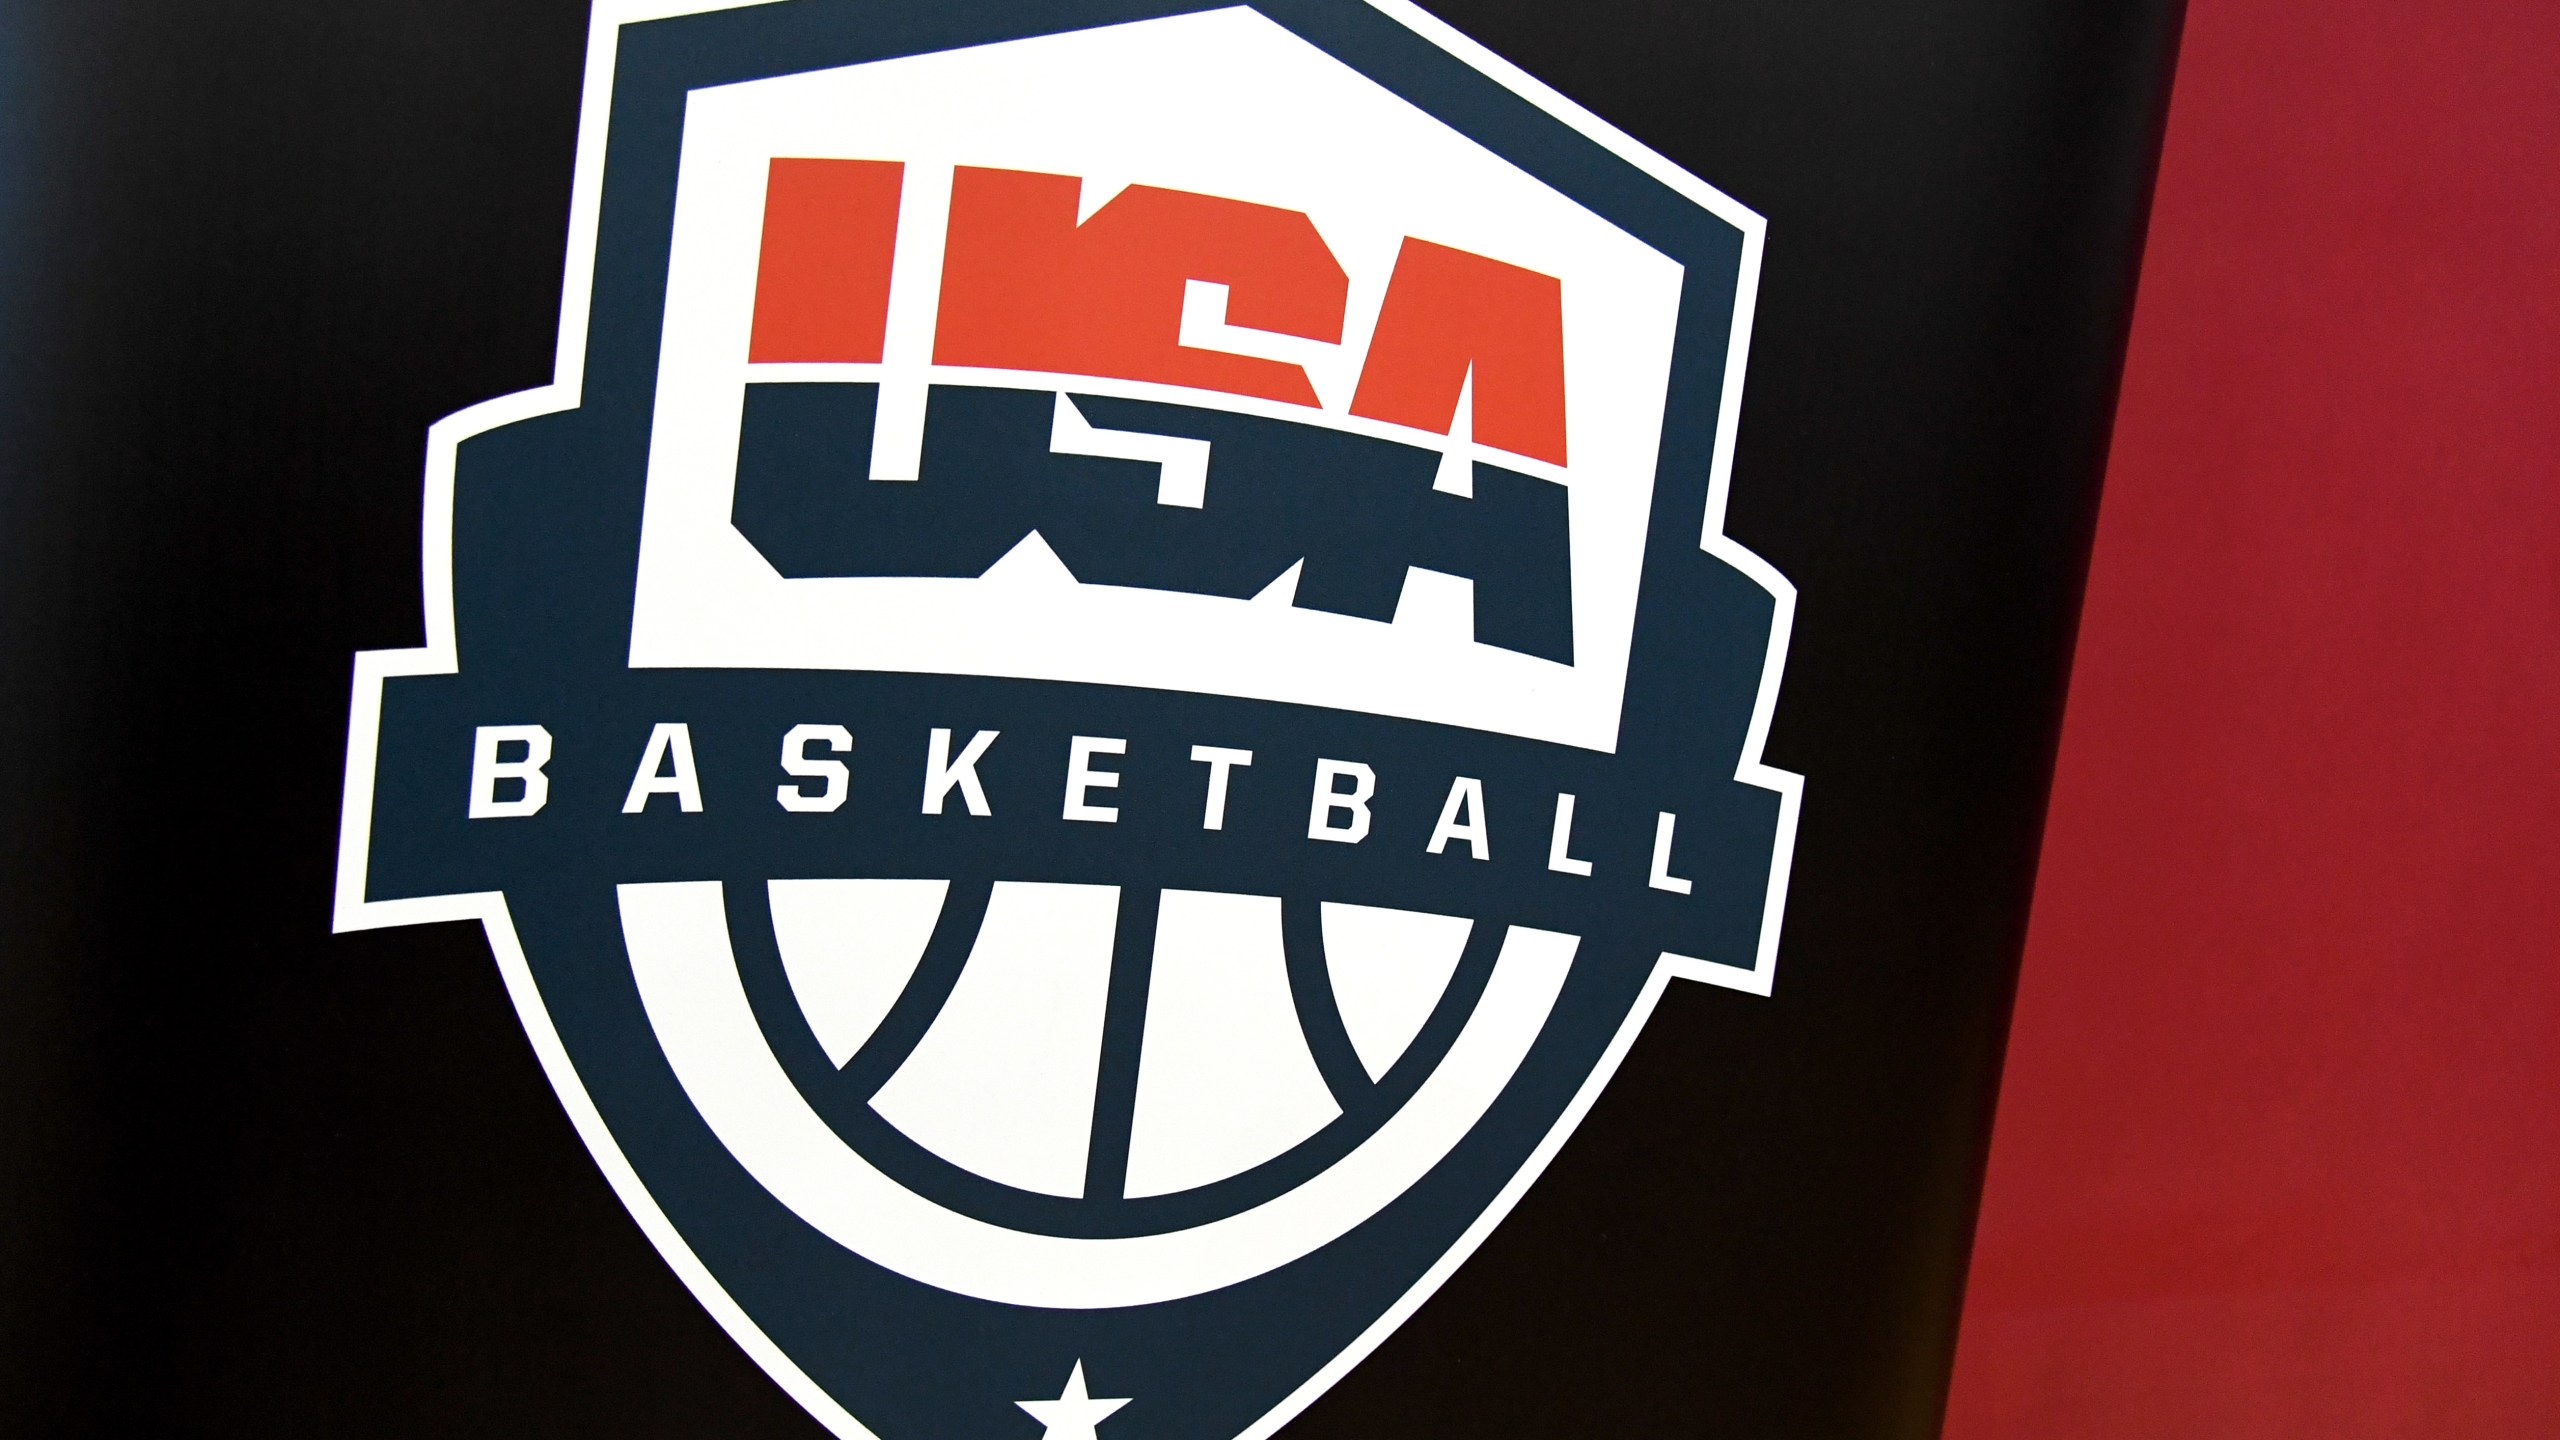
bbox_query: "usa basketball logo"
[335,2,1799,1436]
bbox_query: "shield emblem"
[335,1,1799,1435]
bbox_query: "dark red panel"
[1947,0,2560,1432]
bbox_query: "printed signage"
[335,2,1800,1436]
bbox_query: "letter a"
[623,723,705,814]
[1349,238,1567,465]
[1426,776,1490,860]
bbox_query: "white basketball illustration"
[621,877,1578,1307]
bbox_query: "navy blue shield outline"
[334,2,1801,1437]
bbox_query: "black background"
[0,1,2178,1435]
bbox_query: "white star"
[1017,1360,1129,1440]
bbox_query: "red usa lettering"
[745,159,1568,465]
